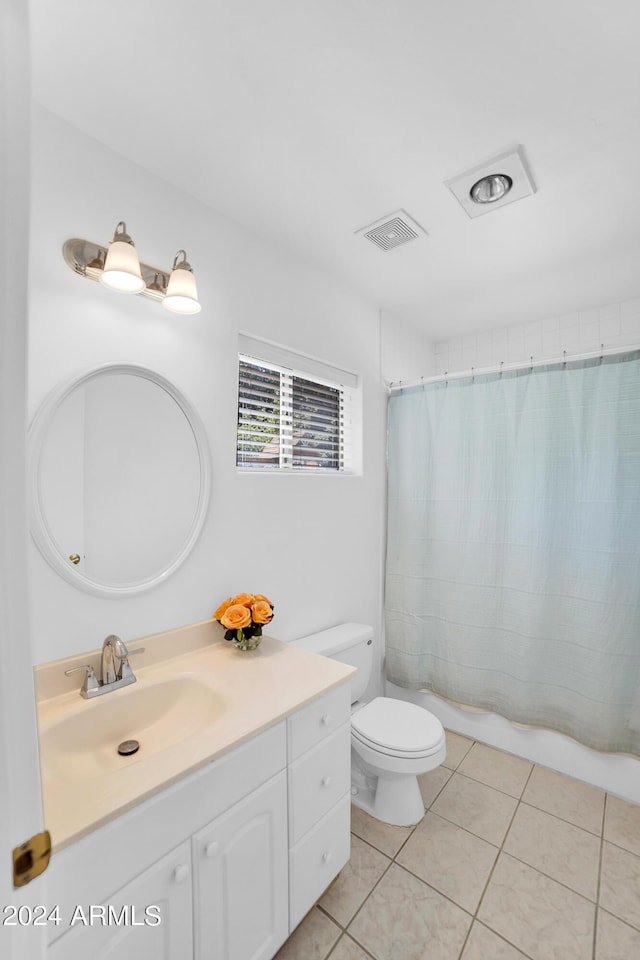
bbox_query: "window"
[236,337,360,473]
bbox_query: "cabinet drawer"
[288,723,351,844]
[289,794,351,931]
[287,683,351,761]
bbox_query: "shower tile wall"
[434,296,640,374]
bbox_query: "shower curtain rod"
[388,342,640,393]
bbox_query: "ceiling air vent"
[355,210,427,251]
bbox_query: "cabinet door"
[47,841,192,960]
[193,772,288,960]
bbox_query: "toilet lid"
[351,697,444,754]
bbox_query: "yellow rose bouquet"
[213,592,275,651]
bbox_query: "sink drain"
[117,739,140,757]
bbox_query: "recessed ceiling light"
[470,173,513,205]
[445,146,536,219]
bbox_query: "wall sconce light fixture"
[100,221,145,293]
[63,222,202,314]
[163,250,201,315]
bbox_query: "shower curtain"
[385,351,640,755]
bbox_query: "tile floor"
[276,730,640,960]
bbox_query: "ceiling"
[30,0,640,340]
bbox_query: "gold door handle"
[69,554,81,565]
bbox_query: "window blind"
[236,354,358,473]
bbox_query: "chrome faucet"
[101,634,129,685]
[65,635,145,699]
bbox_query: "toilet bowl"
[294,623,447,826]
[350,696,446,825]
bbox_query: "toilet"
[295,623,446,826]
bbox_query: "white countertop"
[35,621,354,851]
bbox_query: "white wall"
[380,310,436,386]
[29,106,430,677]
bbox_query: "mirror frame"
[29,363,211,597]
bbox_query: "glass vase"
[233,634,261,652]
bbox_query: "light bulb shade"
[162,254,201,314]
[100,222,145,293]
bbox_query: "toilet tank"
[294,623,373,703]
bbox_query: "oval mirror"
[29,364,211,596]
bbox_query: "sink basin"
[39,676,226,782]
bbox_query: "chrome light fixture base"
[62,237,169,301]
[63,238,170,303]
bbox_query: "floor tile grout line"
[428,780,606,905]
[418,806,501,852]
[599,833,640,858]
[347,813,482,952]
[417,764,455,814]
[423,795,517,850]
[350,820,418,860]
[457,745,534,799]
[458,763,537,960]
[501,805,603,901]
[598,905,640,936]
[493,848,600,906]
[384,858,476,920]
[596,904,640,937]
[349,827,400,863]
[325,931,378,960]
[444,767,533,803]
[316,912,378,960]
[517,796,604,839]
[332,844,397,941]
[593,793,608,960]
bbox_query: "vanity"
[35,621,355,959]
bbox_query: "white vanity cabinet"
[43,680,351,959]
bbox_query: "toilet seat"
[351,697,445,759]
[352,728,445,760]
